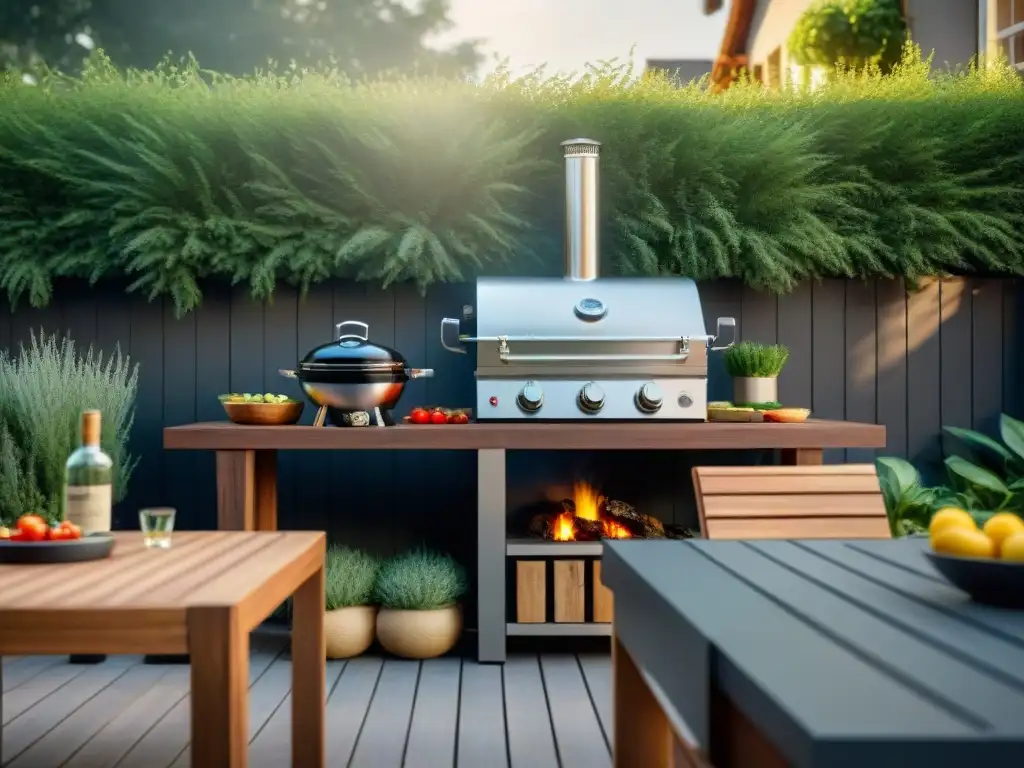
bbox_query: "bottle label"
[65,484,113,533]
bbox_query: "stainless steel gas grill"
[439,138,736,422]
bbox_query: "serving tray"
[0,533,116,564]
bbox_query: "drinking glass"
[140,507,176,549]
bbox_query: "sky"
[437,0,728,77]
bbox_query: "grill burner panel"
[478,377,707,420]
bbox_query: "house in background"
[702,0,1018,91]
[645,58,715,85]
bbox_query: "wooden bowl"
[763,408,811,423]
[222,400,304,426]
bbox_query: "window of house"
[767,48,782,89]
[995,0,1024,70]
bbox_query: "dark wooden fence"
[1,277,1021,565]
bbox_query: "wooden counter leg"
[216,451,255,531]
[613,633,673,768]
[254,450,278,532]
[291,559,326,767]
[188,607,249,768]
[780,448,823,466]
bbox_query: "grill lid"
[300,320,406,371]
[471,277,710,340]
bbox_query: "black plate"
[925,551,1024,608]
[0,533,115,564]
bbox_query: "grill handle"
[500,350,690,364]
[440,318,468,354]
[709,317,737,351]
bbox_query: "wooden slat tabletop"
[602,537,1024,767]
[0,532,324,656]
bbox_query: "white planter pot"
[376,605,462,659]
[324,605,377,659]
[733,376,778,405]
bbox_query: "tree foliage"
[1,0,481,77]
[788,0,907,71]
[0,47,1023,314]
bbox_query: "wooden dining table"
[0,531,326,768]
[602,537,1024,767]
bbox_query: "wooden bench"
[692,464,891,540]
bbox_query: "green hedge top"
[2,50,1024,313]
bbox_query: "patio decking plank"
[8,661,167,768]
[540,654,612,767]
[578,653,613,745]
[248,660,347,768]
[349,659,420,767]
[403,657,461,768]
[2,643,610,767]
[2,655,137,761]
[2,655,63,692]
[503,654,559,767]
[63,666,192,768]
[114,637,286,768]
[324,656,384,764]
[457,661,509,767]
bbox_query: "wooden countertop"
[164,419,886,451]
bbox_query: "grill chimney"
[561,138,601,281]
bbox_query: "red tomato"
[409,408,430,425]
[48,526,70,541]
[16,515,49,542]
[62,521,82,540]
[448,412,469,425]
[430,410,448,425]
[8,529,27,542]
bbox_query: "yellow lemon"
[982,513,1024,554]
[1000,532,1024,562]
[931,527,996,559]
[928,508,977,538]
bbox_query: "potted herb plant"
[373,549,467,659]
[723,341,790,407]
[323,546,380,659]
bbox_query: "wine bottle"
[63,410,113,534]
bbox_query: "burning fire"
[551,480,633,541]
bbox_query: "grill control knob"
[636,382,664,413]
[578,382,606,413]
[678,392,694,409]
[517,382,544,413]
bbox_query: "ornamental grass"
[1,47,1022,314]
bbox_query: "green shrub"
[0,48,1023,314]
[324,546,379,610]
[0,333,139,525]
[788,0,907,72]
[374,549,468,611]
[723,341,790,378]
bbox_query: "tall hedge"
[1,50,1023,314]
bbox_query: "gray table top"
[602,537,1024,768]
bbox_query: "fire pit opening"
[526,480,693,541]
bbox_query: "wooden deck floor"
[1,634,612,768]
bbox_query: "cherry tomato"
[409,407,431,425]
[8,529,27,542]
[48,526,70,541]
[16,514,49,542]
[61,521,82,540]
[448,412,469,425]
[429,410,448,425]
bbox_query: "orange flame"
[573,480,603,521]
[552,512,577,541]
[549,481,633,541]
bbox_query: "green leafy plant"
[374,549,468,611]
[938,414,1024,516]
[0,332,138,526]
[788,0,907,72]
[875,456,933,536]
[0,48,1023,313]
[324,546,380,611]
[723,342,790,378]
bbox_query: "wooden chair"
[692,464,891,540]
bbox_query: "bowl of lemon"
[925,508,1024,608]
[220,393,304,426]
